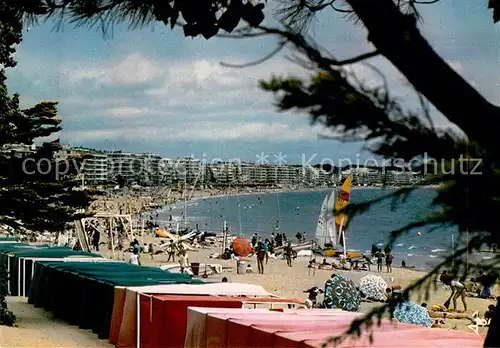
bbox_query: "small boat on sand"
[274,241,314,255]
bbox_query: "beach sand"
[1,297,112,348]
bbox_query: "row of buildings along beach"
[2,144,425,188]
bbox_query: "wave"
[408,245,416,250]
[407,253,414,257]
[395,243,404,247]
[429,255,437,258]
[431,248,445,253]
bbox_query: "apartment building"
[208,162,239,185]
[107,151,137,184]
[55,146,108,186]
[172,157,203,184]
[82,153,108,185]
[135,153,163,186]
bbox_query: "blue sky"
[6,0,499,164]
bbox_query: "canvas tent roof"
[186,308,483,348]
[125,282,272,297]
[0,245,105,296]
[0,243,49,253]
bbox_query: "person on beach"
[386,251,393,273]
[478,271,496,298]
[385,286,403,319]
[179,250,189,273]
[132,238,141,253]
[167,241,176,262]
[485,304,496,323]
[440,270,468,312]
[129,249,141,266]
[304,286,324,308]
[256,242,266,274]
[91,230,100,251]
[148,243,155,260]
[251,233,258,248]
[264,239,270,264]
[285,242,293,267]
[296,232,302,243]
[376,249,384,273]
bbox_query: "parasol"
[359,274,388,301]
[232,237,252,257]
[323,274,360,312]
[394,301,433,327]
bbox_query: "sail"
[315,195,328,249]
[325,190,337,248]
[335,176,352,246]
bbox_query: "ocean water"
[158,188,488,271]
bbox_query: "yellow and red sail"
[335,176,352,246]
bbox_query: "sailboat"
[315,192,337,250]
[316,176,362,259]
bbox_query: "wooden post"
[110,217,115,260]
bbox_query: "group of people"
[371,246,394,273]
[248,233,296,274]
[439,269,498,314]
[127,238,190,273]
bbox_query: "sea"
[155,188,492,271]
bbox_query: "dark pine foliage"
[0,1,95,325]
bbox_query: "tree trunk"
[346,0,500,150]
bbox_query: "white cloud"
[104,106,168,118]
[65,52,159,86]
[64,121,319,142]
[27,42,494,147]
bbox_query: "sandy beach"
[2,187,495,347]
[99,238,496,336]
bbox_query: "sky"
[5,0,500,165]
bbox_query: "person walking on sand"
[167,240,176,262]
[285,242,293,267]
[386,250,393,273]
[179,250,189,273]
[149,243,155,260]
[256,242,265,274]
[376,249,384,273]
[264,239,270,264]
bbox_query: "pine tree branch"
[345,0,500,151]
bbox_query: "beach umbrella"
[232,237,252,257]
[323,274,360,312]
[394,301,432,327]
[359,274,388,301]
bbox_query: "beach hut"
[185,307,484,348]
[111,283,303,348]
[27,261,201,339]
[1,246,105,296]
[184,307,350,348]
